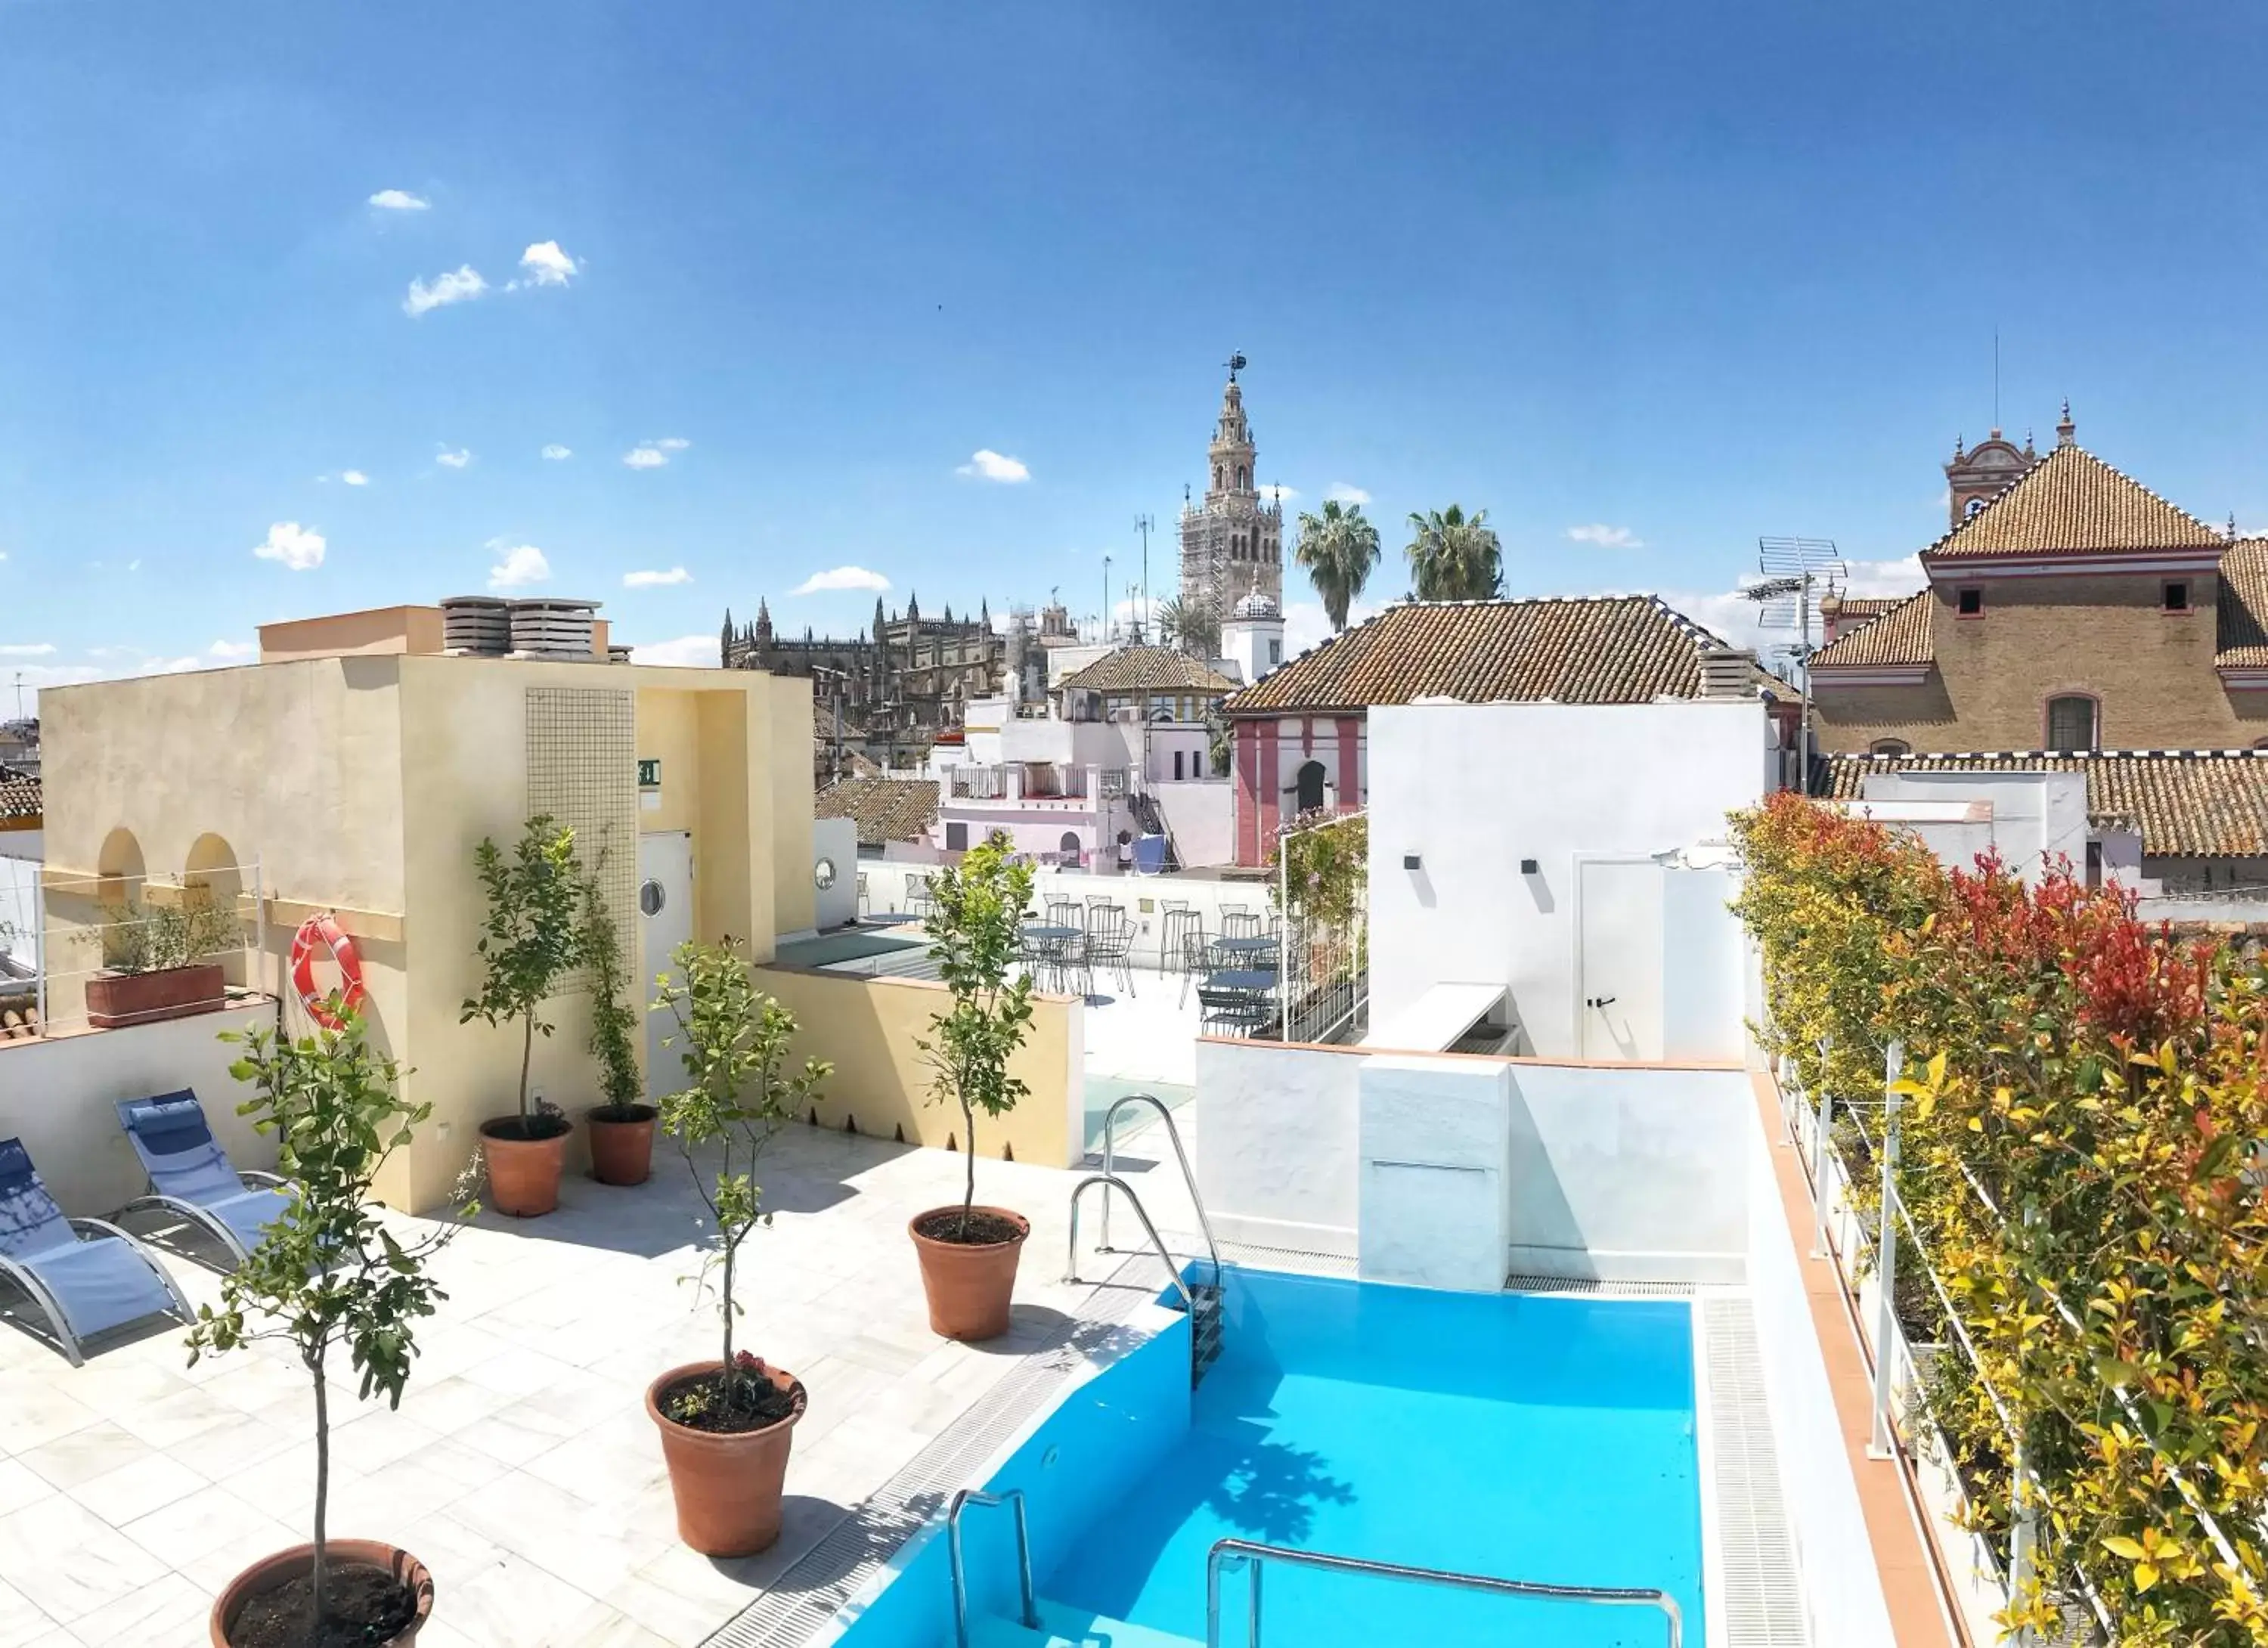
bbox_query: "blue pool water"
[839,1267,1703,1648]
[1046,1271,1701,1646]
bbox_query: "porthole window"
[638,879,666,917]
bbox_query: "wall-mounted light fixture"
[1519,858,1539,875]
[1402,852,1423,872]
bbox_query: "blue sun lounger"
[0,1137,191,1365]
[114,1092,291,1266]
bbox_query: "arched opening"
[2046,694,2098,751]
[94,827,146,967]
[1213,464,1222,489]
[186,832,246,989]
[1296,759,1326,814]
[1058,830,1083,866]
[1869,739,1910,757]
[1237,465,1250,490]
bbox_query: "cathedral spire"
[2056,398,2077,449]
[753,599,773,645]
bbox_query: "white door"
[638,832,694,1100]
[1576,858,1664,1061]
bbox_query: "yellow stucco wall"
[39,652,816,1213]
[753,966,1084,1169]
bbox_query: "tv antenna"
[1746,537,1845,791]
[1134,515,1154,643]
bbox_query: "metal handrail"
[1098,1092,1219,1282]
[1065,1174,1196,1315]
[1204,1538,1683,1648]
[946,1487,1038,1648]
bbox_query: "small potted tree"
[460,815,581,1216]
[580,847,655,1185]
[646,937,831,1556]
[194,1010,467,1648]
[83,895,240,1029]
[909,832,1037,1340]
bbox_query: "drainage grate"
[1504,1272,1696,1298]
[702,1272,1160,1648]
[1699,1296,1811,1646]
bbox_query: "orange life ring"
[290,912,367,1030]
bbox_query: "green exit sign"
[637,759,662,788]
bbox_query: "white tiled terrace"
[0,1120,1204,1648]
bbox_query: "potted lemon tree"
[460,815,581,1216]
[909,832,1036,1340]
[192,1011,467,1648]
[646,938,831,1555]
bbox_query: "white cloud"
[402,265,487,317]
[653,436,690,451]
[630,634,720,668]
[516,240,579,287]
[623,445,670,469]
[956,449,1030,483]
[1567,523,1645,550]
[435,448,472,469]
[486,544,551,589]
[790,565,891,596]
[341,469,370,487]
[252,522,326,571]
[368,189,430,212]
[0,643,56,657]
[148,655,204,675]
[623,566,692,589]
[1259,484,1299,504]
[209,639,258,660]
[541,444,572,461]
[1325,484,1372,506]
[1281,599,1380,661]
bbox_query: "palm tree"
[1294,500,1383,632]
[1405,505,1504,601]
[1155,594,1220,658]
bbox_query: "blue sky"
[7,2,2268,704]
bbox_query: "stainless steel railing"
[1204,1538,1684,1648]
[946,1487,1037,1648]
[1097,1092,1219,1282]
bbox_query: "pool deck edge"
[1750,1069,1966,1648]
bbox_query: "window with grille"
[2046,695,2096,751]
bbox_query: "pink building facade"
[1232,713,1365,866]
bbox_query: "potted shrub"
[909,832,1037,1340]
[83,895,239,1029]
[460,815,582,1216]
[191,1010,468,1648]
[647,938,830,1556]
[580,846,655,1185]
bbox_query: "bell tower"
[1178,352,1284,629]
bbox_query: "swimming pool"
[832,1267,1702,1648]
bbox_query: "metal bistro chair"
[1045,898,1082,930]
[905,873,935,921]
[1177,928,1216,1008]
[1220,906,1263,940]
[1158,903,1202,976]
[1084,908,1136,997]
[855,872,869,918]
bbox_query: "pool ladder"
[1066,1092,1225,1384]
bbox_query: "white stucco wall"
[812,817,858,930]
[1194,1039,1750,1283]
[1502,1062,1749,1283]
[1150,782,1233,868]
[0,1002,279,1216]
[1851,770,2090,885]
[1367,701,1770,1059]
[1192,1037,1360,1254]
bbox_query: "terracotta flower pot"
[909,1205,1030,1341]
[479,1119,569,1217]
[209,1538,432,1647]
[86,962,227,1030]
[646,1360,805,1557]
[587,1105,658,1186]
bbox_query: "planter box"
[85,963,228,1030]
